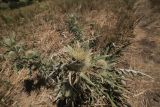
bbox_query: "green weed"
[66,14,82,41]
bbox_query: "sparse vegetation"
[0,17,150,106]
[0,0,159,107]
[1,37,127,106]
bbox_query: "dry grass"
[1,0,159,107]
[118,0,160,106]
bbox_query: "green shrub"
[1,15,13,24]
[0,3,9,10]
[0,0,42,9]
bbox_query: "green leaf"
[94,55,111,61]
[106,93,117,107]
[80,72,95,86]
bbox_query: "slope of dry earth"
[121,0,160,106]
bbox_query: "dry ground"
[0,0,159,107]
[123,0,160,106]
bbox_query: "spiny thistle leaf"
[117,69,153,79]
[80,72,95,86]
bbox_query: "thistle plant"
[48,41,130,107]
[1,37,41,75]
